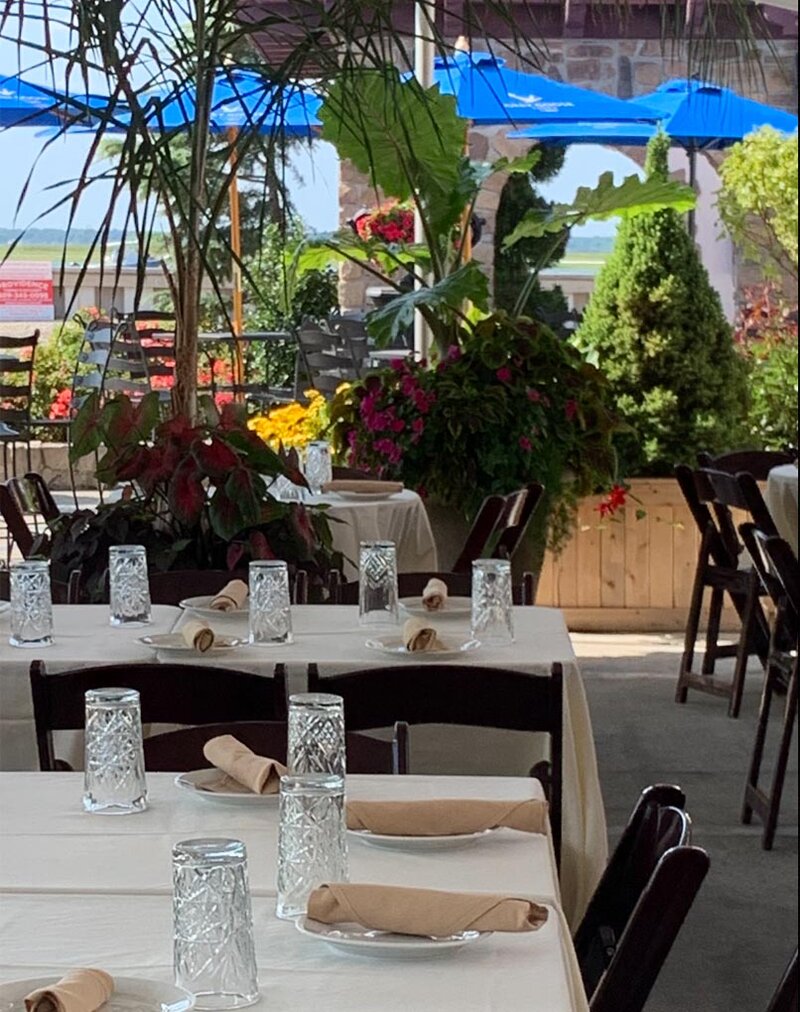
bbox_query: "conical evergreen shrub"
[575,132,748,475]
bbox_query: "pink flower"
[446,344,462,362]
[527,388,541,403]
[400,375,418,396]
[496,366,512,383]
[391,418,405,433]
[390,358,407,373]
[565,399,578,421]
[519,436,533,452]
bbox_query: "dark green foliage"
[575,133,748,476]
[493,146,568,322]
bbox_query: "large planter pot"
[536,477,742,633]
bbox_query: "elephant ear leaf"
[504,172,697,245]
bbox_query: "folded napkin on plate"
[307,883,548,936]
[421,577,448,611]
[209,579,248,612]
[346,798,548,836]
[24,969,114,1012]
[321,479,404,495]
[402,617,441,652]
[201,734,287,794]
[181,618,215,653]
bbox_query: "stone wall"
[337,37,798,311]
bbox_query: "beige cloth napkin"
[421,577,448,611]
[210,579,248,611]
[346,798,549,836]
[201,734,287,794]
[181,618,215,653]
[321,480,404,495]
[25,969,114,1012]
[307,883,548,936]
[402,617,441,652]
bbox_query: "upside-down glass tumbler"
[287,693,346,778]
[358,540,399,628]
[108,545,151,626]
[9,559,53,648]
[173,838,259,1010]
[83,687,148,814]
[275,774,348,920]
[303,440,332,496]
[248,560,293,645]
[471,558,515,645]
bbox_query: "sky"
[0,126,640,237]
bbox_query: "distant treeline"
[0,227,126,245]
[566,235,614,254]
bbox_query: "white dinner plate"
[174,769,279,805]
[328,490,403,502]
[295,917,490,958]
[138,633,246,653]
[365,636,481,659]
[178,595,248,618]
[0,977,195,1012]
[399,596,472,619]
[347,828,495,851]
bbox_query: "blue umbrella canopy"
[509,79,796,148]
[131,69,321,135]
[630,78,798,149]
[0,74,69,127]
[430,51,659,126]
[1,73,119,129]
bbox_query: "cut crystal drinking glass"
[248,560,293,645]
[108,545,152,626]
[471,558,515,644]
[173,838,259,1010]
[358,540,399,628]
[304,440,332,496]
[83,687,148,814]
[275,774,348,920]
[287,693,346,778]
[9,559,53,648]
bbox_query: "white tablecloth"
[765,463,799,556]
[0,604,607,928]
[308,489,437,579]
[0,772,588,1012]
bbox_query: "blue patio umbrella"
[510,79,797,233]
[429,51,659,126]
[110,69,322,338]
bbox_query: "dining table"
[301,488,438,580]
[0,602,607,929]
[765,462,799,556]
[0,771,589,1011]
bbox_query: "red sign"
[0,261,54,321]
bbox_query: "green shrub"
[735,285,798,450]
[574,132,748,475]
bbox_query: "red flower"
[519,436,533,452]
[496,366,512,384]
[596,484,628,519]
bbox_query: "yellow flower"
[247,392,330,449]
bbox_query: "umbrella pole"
[228,126,245,401]
[687,145,697,240]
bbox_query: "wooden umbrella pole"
[227,126,245,399]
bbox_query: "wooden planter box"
[536,477,740,633]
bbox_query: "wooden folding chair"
[674,464,770,717]
[30,660,286,771]
[588,845,710,1011]
[143,719,409,775]
[308,660,563,865]
[741,533,799,849]
[574,784,690,997]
